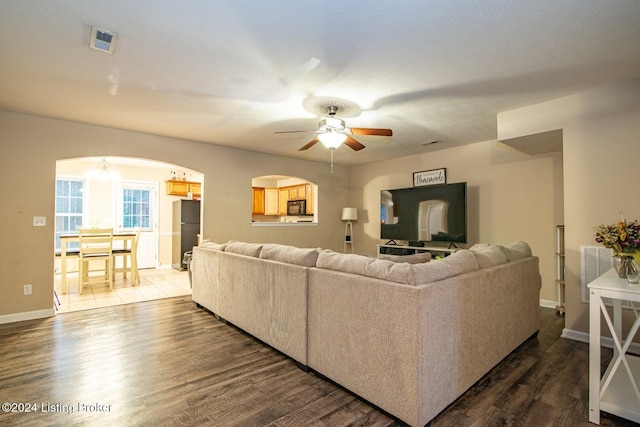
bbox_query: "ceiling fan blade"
[344,135,366,151]
[298,138,319,151]
[274,130,317,134]
[350,128,393,137]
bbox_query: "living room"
[1,1,640,425]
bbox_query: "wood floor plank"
[0,297,635,426]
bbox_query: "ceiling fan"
[275,105,393,151]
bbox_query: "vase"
[613,255,639,279]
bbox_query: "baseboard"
[561,327,640,355]
[539,299,557,309]
[0,308,55,325]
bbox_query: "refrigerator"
[172,199,201,271]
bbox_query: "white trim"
[562,327,640,355]
[539,299,557,309]
[0,308,55,324]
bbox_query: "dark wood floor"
[0,297,637,427]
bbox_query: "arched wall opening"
[55,156,204,270]
[251,175,318,224]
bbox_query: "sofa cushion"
[497,241,533,261]
[317,250,373,275]
[225,240,263,257]
[199,240,228,251]
[378,252,431,264]
[468,243,490,251]
[317,250,414,284]
[469,244,508,268]
[364,258,415,284]
[411,250,479,285]
[259,243,320,267]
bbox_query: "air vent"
[89,26,118,54]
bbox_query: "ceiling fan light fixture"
[318,132,347,149]
[319,116,345,130]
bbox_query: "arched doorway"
[55,156,204,312]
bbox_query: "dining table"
[57,232,138,294]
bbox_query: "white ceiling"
[1,1,640,166]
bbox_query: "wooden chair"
[78,228,114,294]
[112,228,141,285]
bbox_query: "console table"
[588,268,640,424]
[377,244,458,259]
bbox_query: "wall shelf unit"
[556,225,565,315]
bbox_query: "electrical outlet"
[24,284,32,295]
[33,216,46,227]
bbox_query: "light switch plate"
[33,216,46,226]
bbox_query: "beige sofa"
[191,240,541,426]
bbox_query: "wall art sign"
[413,168,446,187]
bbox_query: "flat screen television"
[380,182,467,244]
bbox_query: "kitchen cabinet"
[278,188,288,215]
[165,180,201,197]
[288,185,306,200]
[264,188,279,215]
[252,187,265,214]
[305,184,314,214]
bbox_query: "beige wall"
[498,79,640,340]
[0,111,350,320]
[3,79,638,333]
[349,140,564,304]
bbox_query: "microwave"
[287,199,307,216]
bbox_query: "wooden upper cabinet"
[305,184,314,214]
[278,188,288,215]
[288,185,306,200]
[189,182,202,197]
[264,188,279,215]
[165,180,201,197]
[252,187,265,214]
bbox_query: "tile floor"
[54,267,192,313]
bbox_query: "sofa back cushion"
[316,250,415,285]
[259,243,321,267]
[225,240,263,258]
[469,244,508,268]
[497,241,533,261]
[411,250,479,285]
[199,240,228,251]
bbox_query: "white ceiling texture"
[1,1,640,166]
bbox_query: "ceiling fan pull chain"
[330,149,335,174]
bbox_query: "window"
[55,178,85,250]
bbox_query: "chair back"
[78,228,114,258]
[131,227,141,253]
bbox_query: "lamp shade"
[318,132,347,149]
[341,207,358,221]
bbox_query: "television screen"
[380,182,467,243]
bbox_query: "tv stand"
[377,243,459,259]
[384,240,398,245]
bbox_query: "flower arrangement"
[594,216,640,278]
[594,218,640,256]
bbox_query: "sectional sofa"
[191,240,541,426]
